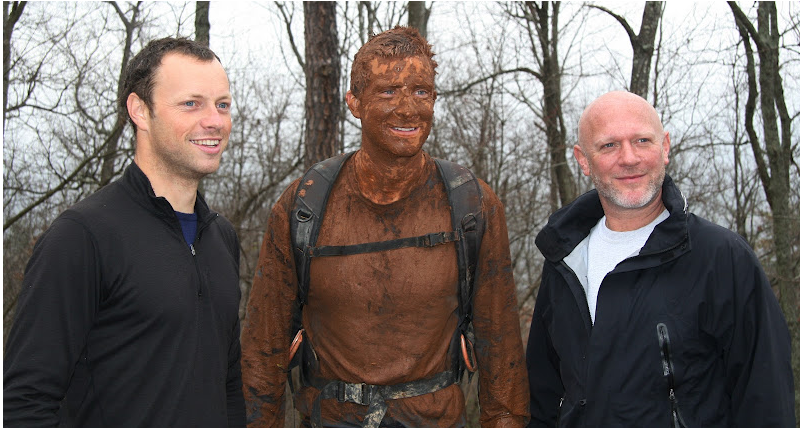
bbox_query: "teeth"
[191,139,219,147]
[393,127,416,132]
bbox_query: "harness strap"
[309,231,459,258]
[292,152,355,308]
[309,371,457,428]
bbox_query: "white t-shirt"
[585,209,669,323]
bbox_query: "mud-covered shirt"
[241,152,529,427]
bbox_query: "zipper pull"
[190,244,196,256]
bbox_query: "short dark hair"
[349,26,438,97]
[119,37,220,131]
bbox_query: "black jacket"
[526,175,794,427]
[4,163,246,427]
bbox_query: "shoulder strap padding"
[433,158,485,327]
[291,152,354,310]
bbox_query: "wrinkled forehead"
[366,56,435,84]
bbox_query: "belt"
[309,370,457,428]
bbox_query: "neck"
[134,155,199,213]
[353,149,427,205]
[602,195,666,232]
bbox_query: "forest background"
[3,1,799,425]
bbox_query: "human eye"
[183,100,197,107]
[415,89,429,96]
[217,101,230,110]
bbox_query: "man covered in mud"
[241,27,529,427]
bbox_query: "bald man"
[525,91,794,427]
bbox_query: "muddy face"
[346,55,436,163]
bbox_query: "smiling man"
[4,38,245,427]
[241,27,529,427]
[526,91,794,427]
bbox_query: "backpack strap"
[290,152,354,333]
[434,158,485,376]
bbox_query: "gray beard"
[592,169,665,210]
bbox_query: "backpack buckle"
[337,382,375,405]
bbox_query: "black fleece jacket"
[4,162,246,427]
[527,175,794,427]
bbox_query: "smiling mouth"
[190,139,221,147]
[391,126,419,132]
[618,174,645,181]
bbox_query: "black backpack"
[288,152,485,428]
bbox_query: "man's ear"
[345,91,361,119]
[126,92,150,132]
[573,144,591,177]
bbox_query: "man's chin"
[609,189,661,210]
[384,144,425,159]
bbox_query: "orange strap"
[289,329,304,362]
[461,334,477,372]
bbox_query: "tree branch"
[728,2,765,50]
[276,2,305,70]
[3,119,123,231]
[588,4,637,41]
[439,67,540,97]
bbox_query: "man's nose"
[393,94,420,118]
[200,105,225,129]
[618,141,639,165]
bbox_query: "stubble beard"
[591,168,665,210]
[151,134,221,183]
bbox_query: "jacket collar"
[120,162,216,227]
[536,174,689,263]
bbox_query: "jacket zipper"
[559,261,593,329]
[656,323,689,428]
[189,243,202,297]
[189,213,218,299]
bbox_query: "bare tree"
[303,1,340,167]
[407,1,431,38]
[729,1,799,413]
[4,2,141,231]
[99,1,140,187]
[194,1,209,47]
[3,1,27,128]
[505,2,576,211]
[589,2,663,97]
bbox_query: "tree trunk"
[358,1,376,43]
[3,1,26,129]
[630,2,662,97]
[525,2,575,210]
[100,2,140,187]
[407,1,430,39]
[729,1,799,415]
[589,2,663,98]
[195,1,210,47]
[100,2,141,187]
[303,2,340,168]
